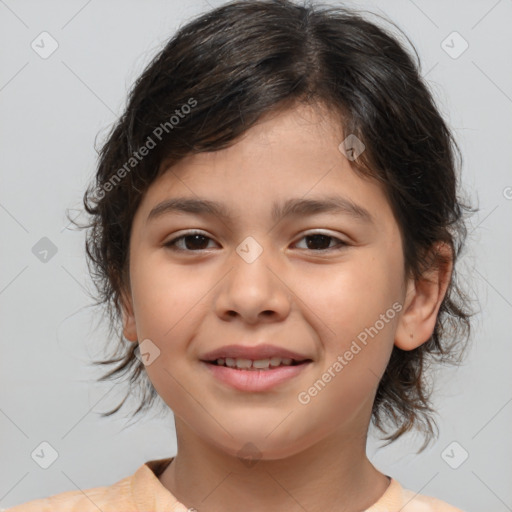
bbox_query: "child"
[7,0,472,510]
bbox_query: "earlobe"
[120,289,138,342]
[394,243,453,351]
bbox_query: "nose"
[214,245,292,325]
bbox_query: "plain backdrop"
[1,1,511,510]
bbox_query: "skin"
[121,102,452,512]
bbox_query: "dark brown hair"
[73,0,473,448]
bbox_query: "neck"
[159,420,390,512]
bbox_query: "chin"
[208,429,313,463]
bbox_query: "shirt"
[3,457,465,511]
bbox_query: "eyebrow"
[147,195,374,224]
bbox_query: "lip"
[200,343,311,362]
[201,360,312,392]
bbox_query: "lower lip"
[202,361,311,392]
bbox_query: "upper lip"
[200,344,312,362]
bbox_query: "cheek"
[297,252,403,337]
[130,252,208,339]
[293,247,404,407]
[129,257,207,411]
[294,258,401,431]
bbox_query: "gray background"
[1,1,511,510]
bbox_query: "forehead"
[136,103,395,230]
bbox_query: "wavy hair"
[72,0,474,449]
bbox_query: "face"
[122,103,411,460]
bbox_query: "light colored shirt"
[3,457,465,511]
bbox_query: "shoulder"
[4,457,181,512]
[399,485,466,512]
[367,477,465,512]
[3,474,133,512]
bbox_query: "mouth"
[202,357,312,370]
[199,344,313,391]
[200,355,313,392]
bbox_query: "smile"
[212,356,304,369]
[202,359,312,392]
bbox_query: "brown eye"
[305,234,333,250]
[164,232,217,252]
[295,233,347,251]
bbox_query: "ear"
[395,242,453,350]
[120,288,138,342]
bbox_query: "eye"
[164,231,218,252]
[294,232,348,251]
[164,230,348,253]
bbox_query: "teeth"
[252,359,271,369]
[215,357,296,369]
[235,358,252,369]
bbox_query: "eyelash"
[164,230,349,253]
